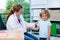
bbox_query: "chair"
[0,15,6,30]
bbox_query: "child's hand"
[47,37,50,40]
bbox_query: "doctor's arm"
[24,21,39,30]
[21,15,39,30]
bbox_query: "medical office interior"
[0,0,60,40]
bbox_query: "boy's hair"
[40,9,50,18]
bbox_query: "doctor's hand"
[34,22,38,25]
[27,27,32,30]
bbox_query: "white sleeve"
[22,20,35,28]
[20,15,35,28]
[48,21,52,27]
[26,23,35,28]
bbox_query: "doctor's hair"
[40,9,50,19]
[6,4,23,21]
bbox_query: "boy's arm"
[47,26,51,40]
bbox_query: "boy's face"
[41,13,48,21]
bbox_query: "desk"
[0,30,24,40]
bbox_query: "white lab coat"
[6,13,35,33]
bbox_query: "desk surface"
[0,30,24,40]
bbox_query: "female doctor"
[6,4,38,40]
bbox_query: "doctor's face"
[18,8,23,15]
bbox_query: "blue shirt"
[37,19,51,38]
